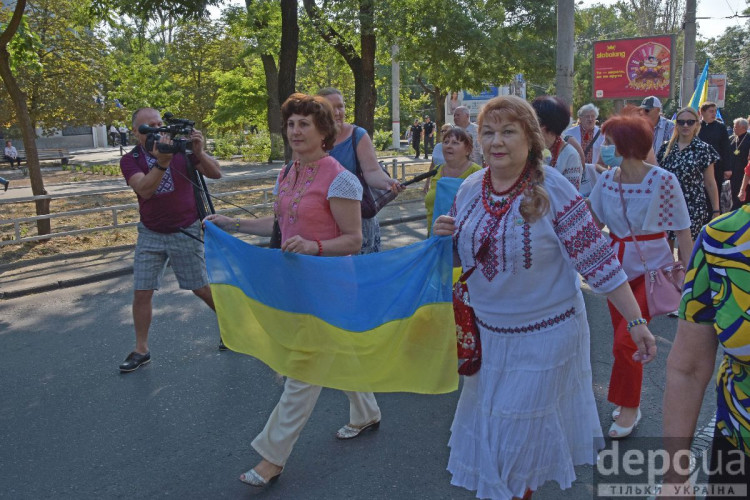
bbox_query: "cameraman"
[118,107,221,373]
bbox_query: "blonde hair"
[664,107,699,158]
[477,96,549,223]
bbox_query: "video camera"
[138,112,195,154]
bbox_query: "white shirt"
[549,143,582,190]
[4,146,17,158]
[565,124,604,167]
[588,166,690,279]
[451,166,626,326]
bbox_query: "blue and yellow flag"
[431,177,465,229]
[688,60,709,111]
[204,222,458,394]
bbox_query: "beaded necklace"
[481,163,531,218]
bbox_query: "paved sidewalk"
[0,200,428,299]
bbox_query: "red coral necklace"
[481,164,531,218]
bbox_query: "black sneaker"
[3,182,8,192]
[219,339,228,351]
[119,351,151,373]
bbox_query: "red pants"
[606,274,651,408]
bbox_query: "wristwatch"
[155,163,168,171]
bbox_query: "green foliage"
[0,0,111,131]
[372,129,391,151]
[703,26,750,123]
[240,131,272,162]
[209,65,266,134]
[212,136,240,160]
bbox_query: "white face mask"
[600,144,623,167]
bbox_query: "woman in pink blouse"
[206,94,379,487]
[588,114,692,439]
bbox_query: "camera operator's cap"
[640,96,662,110]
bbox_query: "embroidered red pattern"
[522,222,532,269]
[657,173,677,228]
[554,195,622,285]
[476,307,576,334]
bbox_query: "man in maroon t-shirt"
[118,107,222,373]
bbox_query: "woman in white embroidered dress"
[588,114,692,439]
[531,95,583,190]
[433,96,657,500]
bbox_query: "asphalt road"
[0,225,720,500]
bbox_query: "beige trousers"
[251,377,381,466]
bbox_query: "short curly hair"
[441,128,473,156]
[281,93,338,151]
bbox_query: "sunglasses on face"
[676,119,697,126]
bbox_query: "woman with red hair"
[588,114,692,439]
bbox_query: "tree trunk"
[0,0,50,237]
[357,0,376,135]
[303,0,377,136]
[261,54,284,162]
[435,91,446,140]
[277,0,298,162]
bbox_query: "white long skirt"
[447,292,604,499]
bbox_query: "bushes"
[372,130,392,151]
[212,137,239,160]
[61,164,120,176]
[240,131,272,162]
[212,131,272,161]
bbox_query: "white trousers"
[251,377,381,466]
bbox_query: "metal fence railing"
[1,159,428,247]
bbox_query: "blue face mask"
[600,144,623,167]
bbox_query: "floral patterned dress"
[657,137,720,240]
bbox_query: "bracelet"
[234,218,241,232]
[315,239,323,256]
[626,318,648,331]
[155,163,168,171]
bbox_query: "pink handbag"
[617,175,685,317]
[643,264,685,317]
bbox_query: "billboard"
[445,77,526,124]
[592,35,675,100]
[707,74,727,108]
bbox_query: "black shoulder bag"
[351,127,397,219]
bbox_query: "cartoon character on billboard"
[627,42,670,91]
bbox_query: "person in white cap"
[639,96,674,159]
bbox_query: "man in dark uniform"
[409,119,422,159]
[698,102,731,212]
[729,118,750,209]
[422,115,435,159]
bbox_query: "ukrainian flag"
[204,222,458,394]
[688,60,709,111]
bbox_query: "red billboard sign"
[592,35,675,100]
